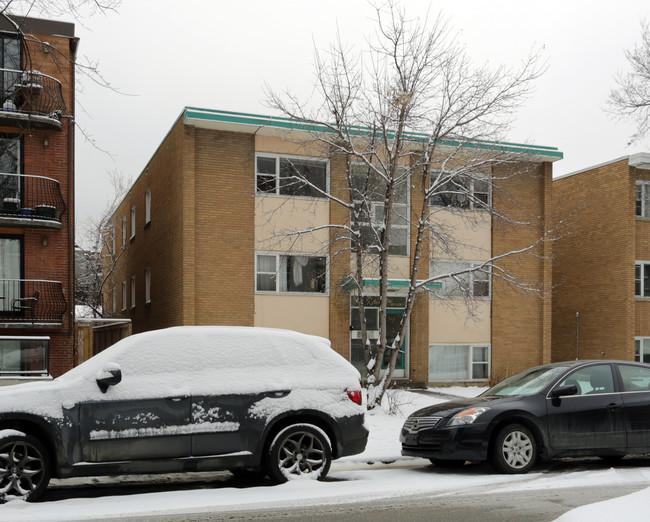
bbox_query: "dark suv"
[0,326,368,501]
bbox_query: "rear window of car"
[619,364,650,392]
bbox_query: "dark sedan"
[401,360,650,473]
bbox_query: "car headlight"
[448,407,490,426]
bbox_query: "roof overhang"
[343,277,442,292]
[183,107,563,162]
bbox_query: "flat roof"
[183,107,564,161]
[554,152,650,181]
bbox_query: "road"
[41,457,650,522]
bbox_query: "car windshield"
[482,366,568,397]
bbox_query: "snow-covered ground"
[2,386,649,521]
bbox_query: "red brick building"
[0,15,76,383]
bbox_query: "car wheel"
[429,458,466,468]
[0,431,51,502]
[490,424,537,474]
[267,424,332,483]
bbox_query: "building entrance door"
[350,296,408,378]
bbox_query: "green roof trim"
[183,107,563,160]
[342,277,443,292]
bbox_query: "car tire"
[0,431,51,502]
[490,424,537,474]
[266,423,332,483]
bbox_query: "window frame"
[0,335,49,377]
[255,153,329,199]
[145,187,151,225]
[145,267,151,304]
[130,206,136,240]
[121,217,126,249]
[121,281,127,311]
[636,181,650,218]
[430,170,492,210]
[428,343,491,381]
[635,337,650,363]
[130,275,136,309]
[430,259,492,299]
[255,252,329,295]
[635,261,650,298]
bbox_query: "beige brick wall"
[491,161,553,378]
[552,159,635,361]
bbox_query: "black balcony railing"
[0,68,66,121]
[0,279,66,325]
[0,173,65,222]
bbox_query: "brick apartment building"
[0,16,76,383]
[106,107,562,385]
[553,154,650,363]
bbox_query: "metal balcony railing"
[0,68,66,121]
[0,279,66,325]
[0,172,65,222]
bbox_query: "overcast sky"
[69,0,648,224]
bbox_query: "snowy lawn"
[2,386,650,521]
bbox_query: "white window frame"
[130,206,136,239]
[121,217,127,249]
[121,281,127,311]
[430,171,492,210]
[145,188,151,225]
[0,336,50,377]
[145,267,151,304]
[255,153,329,198]
[635,337,650,363]
[430,259,491,299]
[636,261,650,298]
[255,252,329,295]
[131,275,136,309]
[637,181,650,218]
[428,343,491,381]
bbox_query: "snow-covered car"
[401,360,650,473]
[0,326,368,502]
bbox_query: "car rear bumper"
[336,414,369,457]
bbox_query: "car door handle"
[265,390,291,398]
[166,396,189,401]
[606,403,622,411]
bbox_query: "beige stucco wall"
[254,295,330,337]
[255,197,330,253]
[429,301,491,343]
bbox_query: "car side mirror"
[550,384,578,398]
[97,364,122,393]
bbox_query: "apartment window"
[429,344,490,381]
[145,267,151,304]
[0,236,22,313]
[635,338,650,363]
[131,275,136,309]
[637,181,650,218]
[0,336,49,377]
[0,135,21,212]
[431,260,491,299]
[121,217,126,249]
[112,286,116,314]
[635,261,650,297]
[145,188,151,225]
[0,36,20,109]
[121,281,127,311]
[256,154,328,198]
[430,171,491,210]
[130,206,136,239]
[351,164,409,256]
[256,253,327,294]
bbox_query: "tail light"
[346,389,363,405]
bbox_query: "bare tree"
[75,170,130,317]
[266,2,554,408]
[608,19,650,145]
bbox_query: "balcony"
[0,68,66,130]
[0,173,66,229]
[0,279,66,327]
